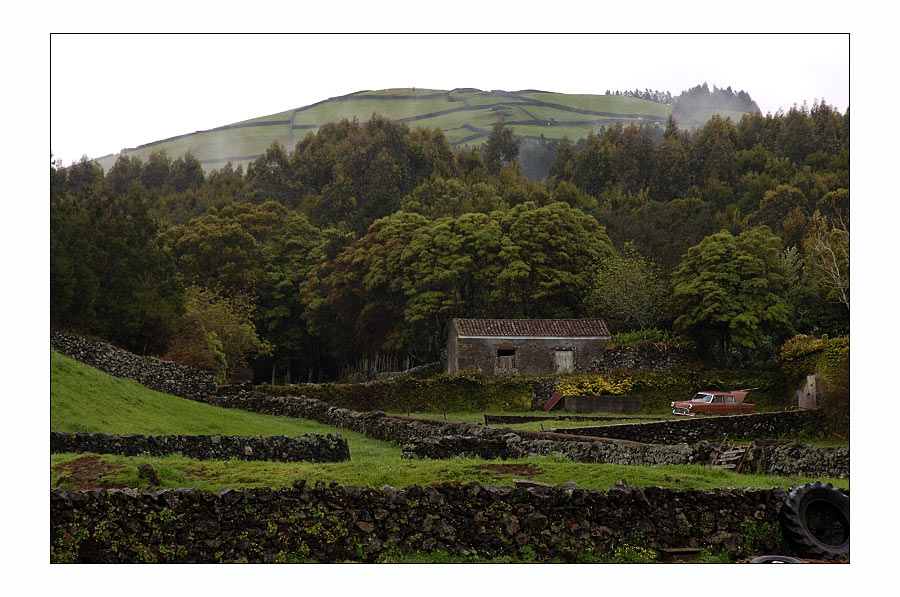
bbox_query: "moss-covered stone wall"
[50,483,791,563]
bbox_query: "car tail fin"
[732,388,758,403]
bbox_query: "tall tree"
[51,177,185,354]
[482,118,520,175]
[162,208,273,298]
[584,243,671,332]
[804,212,849,310]
[614,124,656,194]
[672,227,791,362]
[498,201,615,318]
[651,117,690,201]
[689,114,738,186]
[244,141,303,207]
[257,212,346,382]
[776,105,815,165]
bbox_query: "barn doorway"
[555,348,574,373]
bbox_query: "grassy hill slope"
[50,350,390,444]
[95,88,747,174]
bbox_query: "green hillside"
[50,350,391,448]
[94,88,749,174]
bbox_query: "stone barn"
[446,318,611,376]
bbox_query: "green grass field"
[291,97,453,126]
[353,88,448,96]
[518,91,672,117]
[90,88,750,174]
[50,351,848,492]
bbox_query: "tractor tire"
[779,482,849,560]
[748,555,805,563]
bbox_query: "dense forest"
[51,99,849,383]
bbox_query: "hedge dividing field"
[259,367,794,414]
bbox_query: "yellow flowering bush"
[557,375,635,396]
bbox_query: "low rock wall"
[199,390,848,477]
[198,389,492,444]
[484,414,670,425]
[50,431,350,463]
[484,414,668,425]
[50,483,790,563]
[200,391,711,468]
[402,433,706,466]
[51,332,217,398]
[750,443,850,479]
[555,411,813,444]
[564,395,642,414]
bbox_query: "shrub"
[808,351,850,439]
[557,369,790,412]
[780,334,849,438]
[780,334,849,380]
[607,328,691,350]
[261,368,792,414]
[261,372,541,413]
[557,375,635,397]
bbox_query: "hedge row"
[257,369,793,414]
[572,369,794,412]
[259,373,555,413]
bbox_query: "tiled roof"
[454,318,610,337]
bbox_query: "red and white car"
[671,389,756,416]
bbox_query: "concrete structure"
[564,395,642,414]
[446,318,611,376]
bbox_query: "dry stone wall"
[51,332,217,398]
[555,411,813,444]
[402,433,705,466]
[200,390,712,469]
[193,389,849,477]
[749,443,849,479]
[50,483,792,563]
[50,431,350,463]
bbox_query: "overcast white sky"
[51,32,850,166]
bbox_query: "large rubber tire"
[780,482,849,560]
[749,555,805,563]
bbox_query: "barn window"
[496,347,516,371]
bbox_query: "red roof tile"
[454,318,610,337]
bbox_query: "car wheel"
[779,482,849,560]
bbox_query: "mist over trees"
[51,98,849,379]
[672,82,761,123]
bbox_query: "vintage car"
[671,389,756,416]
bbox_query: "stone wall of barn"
[449,335,609,376]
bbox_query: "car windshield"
[690,393,714,403]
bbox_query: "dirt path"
[53,455,125,490]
